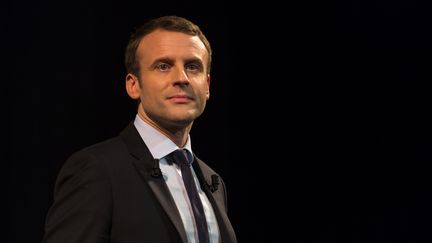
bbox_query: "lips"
[167,94,194,103]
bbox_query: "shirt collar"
[133,114,193,160]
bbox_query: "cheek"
[137,84,155,103]
[198,90,209,107]
[196,85,209,99]
[198,79,210,92]
[139,81,158,95]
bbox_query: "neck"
[137,107,191,148]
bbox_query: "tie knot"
[171,149,192,166]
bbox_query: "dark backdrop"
[6,0,432,242]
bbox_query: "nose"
[172,66,190,86]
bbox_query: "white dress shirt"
[134,115,219,243]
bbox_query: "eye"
[156,63,171,71]
[185,63,202,72]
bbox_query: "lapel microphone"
[150,159,162,178]
[206,174,219,192]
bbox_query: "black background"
[6,0,432,242]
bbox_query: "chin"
[173,109,201,120]
[173,116,196,124]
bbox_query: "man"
[43,15,237,243]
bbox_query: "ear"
[206,74,211,100]
[126,74,141,100]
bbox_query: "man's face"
[132,30,210,130]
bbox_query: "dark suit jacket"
[43,122,237,243]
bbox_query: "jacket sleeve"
[43,152,112,243]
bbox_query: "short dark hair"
[125,16,212,77]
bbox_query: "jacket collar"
[119,122,188,243]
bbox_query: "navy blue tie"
[171,150,209,243]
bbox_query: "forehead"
[137,30,208,61]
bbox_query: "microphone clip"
[206,174,219,192]
[150,159,162,178]
[150,167,162,178]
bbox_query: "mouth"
[167,94,194,103]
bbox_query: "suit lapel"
[206,192,236,243]
[193,158,238,243]
[119,123,188,243]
